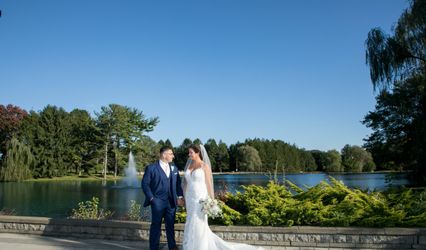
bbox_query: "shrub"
[175,206,187,223]
[128,200,142,221]
[223,177,426,227]
[173,178,426,227]
[69,197,113,220]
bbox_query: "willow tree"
[341,145,375,173]
[324,150,343,172]
[236,145,262,172]
[0,137,33,182]
[364,0,426,180]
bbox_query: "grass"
[24,174,133,182]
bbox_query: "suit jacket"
[141,160,183,207]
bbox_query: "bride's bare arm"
[203,164,214,198]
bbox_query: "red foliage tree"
[0,104,28,155]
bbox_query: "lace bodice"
[184,168,208,202]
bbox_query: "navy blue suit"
[141,161,183,250]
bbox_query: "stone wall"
[0,216,425,249]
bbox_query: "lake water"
[0,172,410,219]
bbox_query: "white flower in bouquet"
[199,197,222,219]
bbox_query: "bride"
[182,144,263,250]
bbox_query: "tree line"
[167,138,375,174]
[1,1,425,182]
[0,104,158,181]
[0,103,377,182]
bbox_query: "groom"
[142,146,184,250]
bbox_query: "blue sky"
[0,0,408,151]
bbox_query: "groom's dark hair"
[160,146,173,154]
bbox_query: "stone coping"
[1,215,424,235]
[1,215,426,249]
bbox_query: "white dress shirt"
[159,160,170,178]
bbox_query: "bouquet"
[199,197,222,219]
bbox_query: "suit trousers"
[150,198,177,250]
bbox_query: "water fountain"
[123,152,139,187]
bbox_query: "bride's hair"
[188,144,203,160]
[185,144,214,198]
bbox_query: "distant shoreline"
[210,170,409,175]
[18,170,410,182]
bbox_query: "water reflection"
[0,172,410,218]
[214,172,410,193]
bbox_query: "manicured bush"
[176,177,426,227]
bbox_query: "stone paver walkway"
[0,233,176,250]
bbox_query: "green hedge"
[176,177,426,227]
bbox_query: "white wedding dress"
[183,168,263,250]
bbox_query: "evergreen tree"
[193,138,202,145]
[216,141,230,172]
[174,138,193,169]
[205,139,219,171]
[19,105,72,177]
[310,150,328,171]
[164,139,173,148]
[244,138,313,173]
[300,150,317,172]
[228,143,241,171]
[134,136,159,172]
[68,109,102,175]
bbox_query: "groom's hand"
[177,197,185,207]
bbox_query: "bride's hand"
[177,197,185,207]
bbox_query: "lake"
[0,172,410,219]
